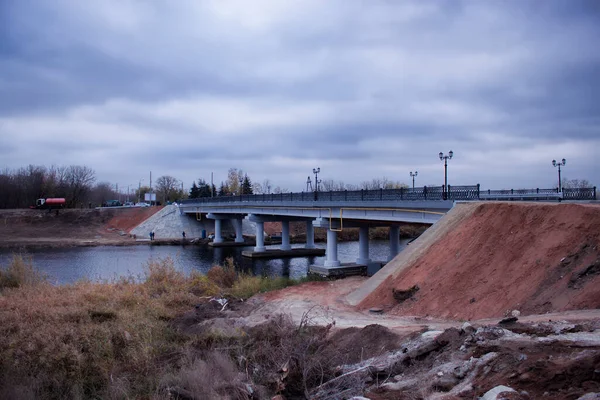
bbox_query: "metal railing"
[180,184,596,206]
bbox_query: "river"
[0,239,411,285]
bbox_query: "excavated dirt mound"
[0,207,162,248]
[359,202,600,320]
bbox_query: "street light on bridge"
[409,171,418,190]
[439,150,453,200]
[312,168,321,192]
[552,158,566,192]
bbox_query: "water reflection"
[0,239,410,285]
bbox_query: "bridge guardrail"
[179,184,596,206]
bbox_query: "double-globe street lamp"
[312,167,321,201]
[552,158,566,192]
[312,168,321,192]
[439,150,453,200]
[409,171,418,190]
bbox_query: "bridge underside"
[179,202,446,271]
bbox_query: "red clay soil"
[0,207,163,248]
[359,202,600,320]
[105,207,163,232]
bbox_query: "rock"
[432,375,459,392]
[437,371,444,377]
[349,397,371,400]
[369,308,384,314]
[481,385,517,400]
[577,394,600,400]
[462,322,475,334]
[498,316,518,325]
[392,285,419,303]
[511,310,521,317]
[381,378,419,391]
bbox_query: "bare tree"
[63,165,96,207]
[155,175,180,204]
[562,178,593,189]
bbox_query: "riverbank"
[2,254,599,399]
[0,207,428,249]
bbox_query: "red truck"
[32,198,66,213]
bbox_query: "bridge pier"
[357,225,371,265]
[233,218,244,243]
[280,220,291,251]
[388,225,400,262]
[254,220,266,252]
[305,220,315,249]
[324,228,341,267]
[213,219,223,243]
[243,215,324,258]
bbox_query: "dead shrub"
[239,312,337,398]
[143,257,185,295]
[206,257,237,288]
[0,254,46,290]
[161,351,250,400]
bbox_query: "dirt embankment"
[0,207,162,248]
[358,202,600,320]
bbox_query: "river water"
[0,239,411,285]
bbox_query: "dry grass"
[0,255,327,399]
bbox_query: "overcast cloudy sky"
[1,0,599,191]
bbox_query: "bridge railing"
[179,184,483,205]
[179,185,596,205]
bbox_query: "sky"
[1,0,599,192]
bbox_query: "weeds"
[0,254,330,399]
[0,254,46,290]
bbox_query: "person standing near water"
[182,231,186,239]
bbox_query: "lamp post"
[409,171,418,190]
[312,168,321,192]
[552,158,566,192]
[138,179,144,203]
[439,150,453,200]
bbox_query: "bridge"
[178,184,596,274]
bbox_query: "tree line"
[0,165,187,209]
[2,164,593,209]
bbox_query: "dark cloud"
[0,0,599,190]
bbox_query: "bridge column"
[214,219,223,244]
[254,221,266,252]
[305,220,315,249]
[324,229,341,267]
[388,225,400,262]
[280,220,291,251]
[233,219,244,243]
[357,226,371,265]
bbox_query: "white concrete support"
[324,229,341,267]
[234,219,244,243]
[357,226,371,265]
[388,225,400,262]
[254,221,266,252]
[214,219,223,243]
[305,220,315,249]
[280,220,291,251]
